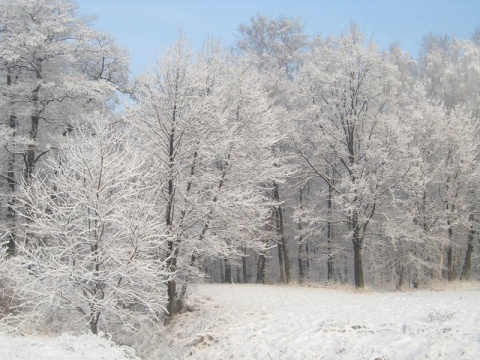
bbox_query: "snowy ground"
[0,332,140,360]
[150,283,480,359]
[2,283,480,359]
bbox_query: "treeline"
[1,0,479,335]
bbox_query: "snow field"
[163,283,480,359]
[1,283,479,360]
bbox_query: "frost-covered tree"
[419,32,480,282]
[130,37,288,316]
[0,0,129,255]
[235,13,307,78]
[234,14,307,284]
[435,109,479,281]
[10,115,169,334]
[420,34,480,117]
[293,25,417,288]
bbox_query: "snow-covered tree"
[235,13,308,78]
[292,25,417,288]
[419,33,480,282]
[129,36,288,316]
[234,14,308,284]
[0,0,129,255]
[420,33,480,118]
[10,115,169,334]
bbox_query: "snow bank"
[0,332,140,360]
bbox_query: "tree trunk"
[258,205,274,285]
[242,248,248,283]
[411,251,419,288]
[24,60,43,185]
[280,229,291,283]
[165,102,178,318]
[352,211,364,288]
[178,254,196,304]
[395,263,404,290]
[165,247,178,316]
[274,183,290,284]
[461,214,475,280]
[439,243,444,280]
[297,187,306,283]
[6,70,16,257]
[327,241,334,281]
[277,242,285,283]
[353,240,364,288]
[256,253,266,284]
[219,258,225,283]
[24,114,39,184]
[446,214,454,281]
[165,236,178,316]
[306,242,310,271]
[298,242,305,283]
[89,308,100,335]
[236,266,241,283]
[224,259,232,283]
[327,179,334,281]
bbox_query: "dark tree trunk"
[6,70,17,257]
[165,239,178,315]
[326,242,334,281]
[90,310,100,335]
[273,183,290,284]
[353,240,364,288]
[256,253,266,284]
[461,214,475,280]
[24,114,39,184]
[352,211,364,288]
[224,259,232,283]
[305,242,310,271]
[298,243,305,283]
[277,242,285,283]
[445,247,453,280]
[446,214,455,281]
[327,179,334,281]
[395,263,404,290]
[242,248,248,283]
[6,124,16,257]
[412,245,419,288]
[297,187,306,283]
[24,60,43,185]
[236,266,241,283]
[280,229,291,283]
[165,103,178,318]
[258,206,274,285]
[421,190,434,281]
[219,258,225,283]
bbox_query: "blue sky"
[76,0,480,77]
